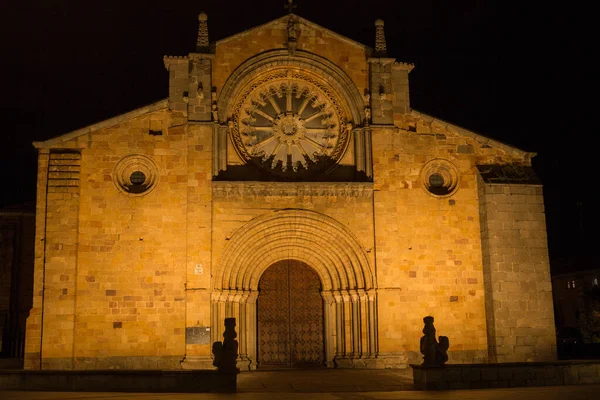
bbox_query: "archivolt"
[216,49,365,125]
[214,209,373,291]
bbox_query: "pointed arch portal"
[211,209,378,369]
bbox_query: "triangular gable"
[33,100,168,149]
[215,14,372,52]
[410,109,535,161]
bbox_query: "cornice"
[212,182,373,199]
[392,62,415,72]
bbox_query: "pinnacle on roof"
[374,19,387,56]
[196,12,209,52]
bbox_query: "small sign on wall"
[194,264,203,275]
[186,327,210,344]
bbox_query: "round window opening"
[421,159,460,197]
[113,155,159,196]
[130,171,146,185]
[229,69,352,178]
[429,173,445,188]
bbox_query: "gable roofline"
[215,14,372,52]
[33,100,168,149]
[410,109,536,161]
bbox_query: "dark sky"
[0,1,593,262]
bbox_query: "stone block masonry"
[478,177,556,363]
[24,12,557,371]
[28,151,81,369]
[412,361,600,390]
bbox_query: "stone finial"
[285,0,297,14]
[196,12,209,51]
[375,19,387,56]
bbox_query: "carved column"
[212,125,220,177]
[334,291,345,362]
[329,288,379,368]
[321,291,336,368]
[364,128,373,179]
[219,125,227,173]
[350,290,361,359]
[236,291,248,365]
[354,129,365,174]
[211,289,257,370]
[210,292,221,349]
[367,289,378,358]
[212,124,228,177]
[245,291,258,370]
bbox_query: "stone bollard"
[212,318,239,373]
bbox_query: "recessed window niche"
[421,159,460,197]
[113,154,159,196]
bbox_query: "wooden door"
[257,260,324,368]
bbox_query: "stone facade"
[24,13,556,370]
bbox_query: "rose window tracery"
[230,72,351,177]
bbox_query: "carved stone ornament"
[212,182,373,199]
[287,15,299,56]
[374,19,387,55]
[113,154,159,196]
[420,159,460,198]
[229,68,352,177]
[196,12,209,51]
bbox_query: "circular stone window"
[113,155,159,196]
[229,69,352,178]
[421,159,460,197]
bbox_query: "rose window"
[230,74,350,177]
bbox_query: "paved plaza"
[2,369,599,399]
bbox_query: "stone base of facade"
[32,356,183,370]
[181,356,216,370]
[447,350,489,364]
[411,361,600,390]
[24,352,41,370]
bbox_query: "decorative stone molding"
[214,208,373,291]
[217,50,365,131]
[212,182,373,199]
[162,55,189,69]
[374,19,387,55]
[196,12,209,51]
[113,154,159,196]
[228,69,351,176]
[212,208,377,370]
[420,158,459,198]
[392,62,415,72]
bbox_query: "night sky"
[1,1,593,265]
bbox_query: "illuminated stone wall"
[212,18,369,100]
[478,180,556,362]
[25,108,214,369]
[371,113,529,366]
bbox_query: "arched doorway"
[212,209,377,370]
[257,260,324,368]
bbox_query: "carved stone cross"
[285,0,297,14]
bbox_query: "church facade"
[24,12,556,370]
